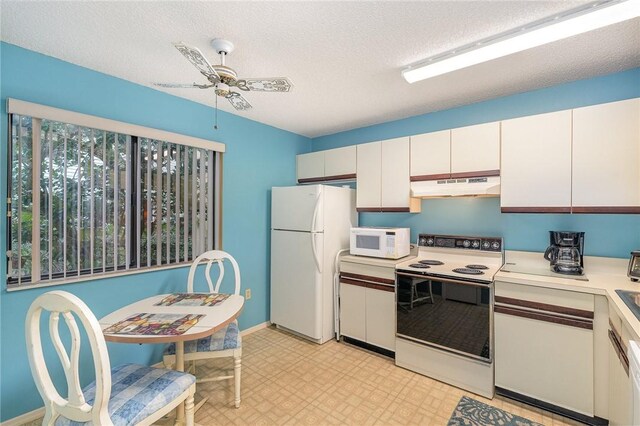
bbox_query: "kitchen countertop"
[495,250,640,339]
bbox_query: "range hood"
[411,176,500,198]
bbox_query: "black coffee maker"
[543,231,585,275]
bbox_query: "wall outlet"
[245,289,251,300]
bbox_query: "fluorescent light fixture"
[402,0,640,83]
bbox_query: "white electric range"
[394,234,503,398]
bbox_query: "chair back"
[187,250,241,295]
[25,291,112,425]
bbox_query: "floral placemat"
[155,293,230,307]
[103,313,204,336]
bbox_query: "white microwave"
[350,227,410,259]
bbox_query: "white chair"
[25,290,196,426]
[163,250,243,408]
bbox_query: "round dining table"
[100,293,244,424]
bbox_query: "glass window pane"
[7,113,218,286]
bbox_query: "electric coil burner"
[394,233,504,399]
[453,267,485,275]
[420,260,444,265]
[466,264,489,270]
[409,263,431,269]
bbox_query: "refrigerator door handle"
[311,190,321,233]
[311,233,322,273]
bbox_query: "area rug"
[448,396,544,426]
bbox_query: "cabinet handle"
[609,329,630,376]
[495,296,593,319]
[494,305,593,330]
[340,278,395,292]
[339,272,395,285]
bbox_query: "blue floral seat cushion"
[165,320,241,355]
[55,363,195,426]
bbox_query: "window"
[6,100,224,288]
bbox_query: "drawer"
[495,281,594,312]
[339,262,396,281]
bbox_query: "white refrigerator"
[270,185,357,343]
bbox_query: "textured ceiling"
[1,1,639,138]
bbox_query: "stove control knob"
[482,241,490,249]
[491,241,501,250]
[463,240,471,248]
[472,240,480,249]
[426,238,434,246]
[419,236,428,246]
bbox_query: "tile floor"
[22,325,582,425]
[191,326,581,425]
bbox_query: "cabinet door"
[572,98,640,211]
[410,130,451,179]
[365,286,395,351]
[451,122,500,175]
[297,151,324,182]
[381,137,410,209]
[356,141,382,209]
[495,312,594,415]
[339,282,366,342]
[501,110,572,212]
[324,146,357,179]
[495,281,595,416]
[608,341,632,425]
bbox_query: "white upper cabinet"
[501,110,572,212]
[324,145,357,179]
[451,122,500,175]
[296,151,324,182]
[410,130,451,179]
[382,137,411,209]
[356,141,382,209]
[357,137,420,212]
[297,146,356,183]
[410,123,500,180]
[572,98,640,212]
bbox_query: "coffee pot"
[543,231,585,275]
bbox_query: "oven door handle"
[396,272,491,288]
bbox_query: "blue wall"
[313,68,640,258]
[0,42,310,421]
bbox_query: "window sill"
[5,262,192,292]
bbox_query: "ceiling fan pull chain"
[214,92,219,130]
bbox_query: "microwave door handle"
[311,233,322,273]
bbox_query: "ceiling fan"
[155,38,293,113]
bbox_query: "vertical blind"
[6,100,223,288]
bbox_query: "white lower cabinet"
[364,286,395,351]
[340,262,396,351]
[494,281,595,416]
[339,274,395,351]
[608,308,633,425]
[339,282,366,342]
[609,342,632,426]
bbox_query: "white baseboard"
[241,321,271,336]
[2,321,271,425]
[1,407,44,426]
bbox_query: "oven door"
[396,272,493,363]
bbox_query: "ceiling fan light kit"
[211,38,235,55]
[403,0,640,83]
[154,38,293,121]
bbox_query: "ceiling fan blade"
[154,82,213,89]
[236,78,293,92]
[226,92,252,111]
[173,42,220,82]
